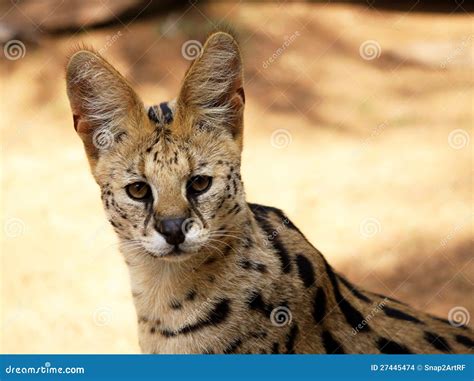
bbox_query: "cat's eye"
[188,176,212,195]
[126,182,152,201]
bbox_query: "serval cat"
[66,31,473,354]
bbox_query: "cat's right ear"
[65,49,146,169]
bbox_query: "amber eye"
[125,182,152,201]
[188,176,212,195]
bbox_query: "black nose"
[156,217,186,245]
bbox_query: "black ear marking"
[148,102,174,126]
[148,106,160,124]
[159,102,174,124]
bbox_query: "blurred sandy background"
[1,0,473,353]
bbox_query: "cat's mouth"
[144,243,202,262]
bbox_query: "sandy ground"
[1,2,473,353]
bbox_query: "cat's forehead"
[104,100,238,179]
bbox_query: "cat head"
[66,32,246,261]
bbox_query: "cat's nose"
[156,217,186,245]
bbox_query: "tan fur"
[66,32,473,354]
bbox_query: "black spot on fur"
[250,205,292,274]
[247,291,271,316]
[455,334,474,348]
[249,203,301,234]
[170,300,182,310]
[371,292,407,306]
[203,256,217,265]
[185,289,197,301]
[255,263,267,273]
[338,275,371,303]
[323,259,370,332]
[223,338,243,354]
[312,287,327,324]
[322,330,345,354]
[239,259,267,273]
[377,337,413,354]
[285,325,299,354]
[382,305,422,324]
[223,245,232,256]
[431,316,451,325]
[271,342,280,354]
[160,299,230,337]
[242,237,253,249]
[228,203,241,215]
[431,315,468,329]
[251,331,268,339]
[295,254,315,288]
[424,331,452,353]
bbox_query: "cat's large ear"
[65,49,146,169]
[176,32,245,148]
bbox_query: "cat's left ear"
[176,32,245,148]
[65,49,148,170]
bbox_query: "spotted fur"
[66,32,473,354]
